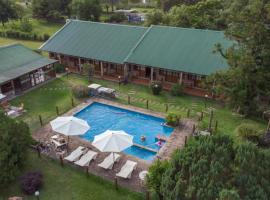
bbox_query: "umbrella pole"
[112,152,115,170]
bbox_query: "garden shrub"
[0,112,31,185]
[236,123,262,143]
[165,113,181,126]
[20,171,43,195]
[170,84,184,96]
[72,85,89,99]
[150,81,162,95]
[20,19,33,32]
[54,63,65,73]
[109,13,127,23]
[43,33,50,41]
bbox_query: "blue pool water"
[75,102,174,160]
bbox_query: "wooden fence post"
[39,115,43,126]
[146,191,150,200]
[56,106,59,116]
[36,146,41,158]
[208,110,214,131]
[114,177,118,190]
[60,155,64,167]
[267,119,270,132]
[146,100,149,109]
[128,96,130,104]
[215,120,218,133]
[187,109,190,118]
[165,104,168,112]
[184,136,188,146]
[71,97,74,107]
[192,124,196,134]
[200,112,204,121]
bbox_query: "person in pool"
[140,135,146,142]
[157,139,163,147]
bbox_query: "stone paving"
[32,98,195,192]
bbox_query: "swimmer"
[140,135,146,142]
[157,139,163,147]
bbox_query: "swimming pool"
[75,102,174,160]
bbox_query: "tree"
[167,0,227,30]
[70,0,102,21]
[32,0,71,21]
[0,112,31,185]
[146,159,169,200]
[82,63,95,81]
[147,134,270,200]
[206,0,270,116]
[0,0,17,26]
[160,0,200,11]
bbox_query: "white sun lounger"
[98,153,121,170]
[64,146,87,162]
[74,150,98,167]
[116,160,137,179]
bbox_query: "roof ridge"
[39,20,73,50]
[123,25,153,62]
[69,19,146,29]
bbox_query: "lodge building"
[0,44,57,98]
[40,20,233,96]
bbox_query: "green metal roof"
[40,20,233,75]
[0,44,56,84]
[40,20,147,64]
[126,25,233,75]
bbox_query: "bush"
[165,113,181,126]
[236,123,262,143]
[20,19,33,32]
[20,171,43,195]
[0,112,31,185]
[43,33,50,41]
[150,81,162,95]
[72,85,89,99]
[109,13,127,23]
[170,84,184,96]
[54,63,65,73]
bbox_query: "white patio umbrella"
[50,116,90,141]
[92,130,133,163]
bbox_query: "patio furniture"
[74,150,98,167]
[64,146,87,162]
[98,153,121,170]
[139,170,148,184]
[50,135,67,149]
[116,160,137,179]
[88,84,116,98]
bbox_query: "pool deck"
[33,98,195,192]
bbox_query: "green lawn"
[0,37,43,49]
[0,151,143,200]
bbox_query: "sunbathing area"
[33,98,193,192]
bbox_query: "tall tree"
[70,0,102,21]
[0,0,17,26]
[206,0,270,116]
[0,112,31,185]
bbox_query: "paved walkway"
[32,98,195,192]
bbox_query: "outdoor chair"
[74,150,98,167]
[98,153,121,170]
[64,146,87,162]
[116,160,137,179]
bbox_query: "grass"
[0,151,143,200]
[0,37,43,49]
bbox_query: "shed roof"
[126,25,233,75]
[40,20,147,64]
[0,44,56,84]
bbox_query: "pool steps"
[133,143,158,153]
